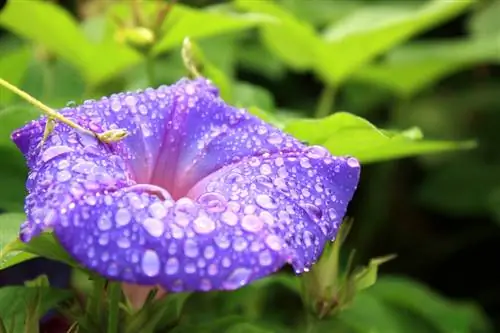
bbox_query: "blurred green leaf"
[353,38,500,97]
[0,106,39,149]
[285,112,475,163]
[0,147,27,212]
[170,316,250,333]
[368,276,491,333]
[353,255,397,292]
[0,47,31,105]
[235,0,320,70]
[0,213,25,258]
[226,323,273,333]
[419,159,500,216]
[153,4,271,55]
[235,41,286,80]
[333,292,406,333]
[316,0,474,84]
[0,0,141,85]
[0,285,73,333]
[1,233,76,271]
[233,82,275,111]
[280,0,363,27]
[469,0,500,37]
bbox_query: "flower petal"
[13,77,360,292]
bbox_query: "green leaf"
[1,233,76,271]
[226,323,274,333]
[0,213,25,257]
[418,159,500,216]
[153,4,270,55]
[186,40,233,102]
[352,255,396,292]
[0,286,73,333]
[235,0,320,70]
[0,0,141,85]
[170,316,250,333]
[334,292,407,333]
[368,276,491,333]
[285,112,476,163]
[469,0,500,37]
[0,106,39,149]
[233,82,275,111]
[353,38,500,97]
[0,47,31,105]
[316,0,474,84]
[0,147,28,212]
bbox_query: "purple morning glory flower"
[12,78,360,292]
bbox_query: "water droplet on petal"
[259,251,273,266]
[165,257,179,275]
[256,194,278,209]
[143,218,164,237]
[221,211,238,226]
[306,146,329,159]
[347,157,360,168]
[42,146,74,163]
[184,239,199,258]
[265,234,283,251]
[97,215,112,231]
[198,192,227,213]
[142,250,160,277]
[193,216,216,234]
[223,268,252,290]
[301,203,323,222]
[241,215,264,233]
[115,208,131,226]
[267,133,283,145]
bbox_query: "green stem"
[315,84,336,119]
[107,281,122,333]
[90,277,106,324]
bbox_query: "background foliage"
[0,0,499,332]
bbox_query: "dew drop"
[56,170,72,182]
[259,164,272,176]
[265,234,282,251]
[142,250,160,277]
[255,194,278,209]
[233,237,248,251]
[241,215,264,233]
[143,218,164,237]
[221,211,238,226]
[226,172,244,184]
[302,203,323,222]
[107,263,119,276]
[267,133,283,145]
[306,146,328,159]
[222,268,252,290]
[184,239,199,258]
[115,208,131,226]
[165,257,179,275]
[117,236,131,249]
[41,146,74,163]
[259,251,273,266]
[204,246,215,260]
[347,157,360,168]
[97,215,112,231]
[149,202,167,219]
[198,192,227,213]
[193,216,216,234]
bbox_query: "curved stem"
[315,84,336,119]
[107,282,122,333]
